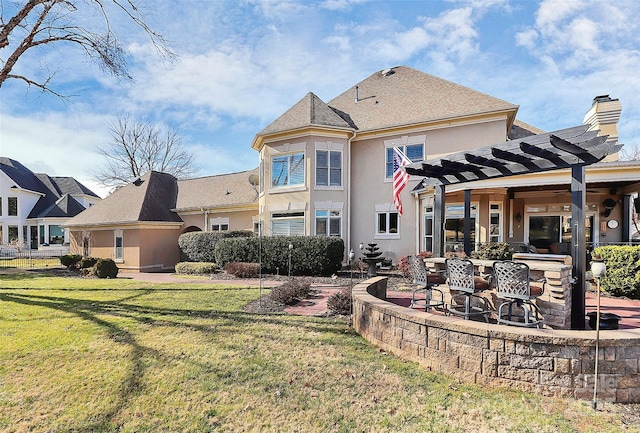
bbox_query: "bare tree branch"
[0,0,173,95]
[91,116,197,190]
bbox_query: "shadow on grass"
[0,289,347,431]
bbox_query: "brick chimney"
[583,95,622,161]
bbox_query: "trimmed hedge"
[223,262,260,278]
[215,236,344,276]
[178,231,254,262]
[175,262,217,275]
[60,254,82,269]
[592,245,640,299]
[93,258,119,279]
[470,242,514,260]
[269,279,312,305]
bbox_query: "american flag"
[392,147,411,215]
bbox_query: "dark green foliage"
[592,245,640,298]
[214,236,344,276]
[223,262,260,278]
[175,262,217,274]
[327,287,352,315]
[269,279,312,305]
[60,254,82,269]
[79,257,98,269]
[92,258,119,279]
[178,231,254,262]
[470,242,514,260]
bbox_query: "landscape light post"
[349,249,355,288]
[590,257,607,410]
[288,242,293,278]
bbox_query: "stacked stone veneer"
[353,277,640,403]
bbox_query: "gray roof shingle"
[176,168,259,211]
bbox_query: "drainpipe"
[347,130,357,261]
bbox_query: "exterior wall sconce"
[515,212,522,223]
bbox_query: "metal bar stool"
[493,260,545,328]
[445,257,491,322]
[408,255,445,312]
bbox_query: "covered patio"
[404,124,626,330]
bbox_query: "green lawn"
[0,271,637,433]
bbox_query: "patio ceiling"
[404,124,622,185]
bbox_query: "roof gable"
[38,194,86,218]
[257,92,352,136]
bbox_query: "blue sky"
[1,0,639,197]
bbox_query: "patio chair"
[408,255,445,312]
[445,257,491,322]
[492,260,545,328]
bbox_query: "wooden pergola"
[404,124,622,329]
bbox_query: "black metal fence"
[0,248,67,270]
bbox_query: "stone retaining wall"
[353,277,640,403]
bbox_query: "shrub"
[398,251,432,279]
[223,262,260,278]
[592,245,640,298]
[79,257,98,269]
[92,258,119,279]
[60,254,82,269]
[215,236,344,276]
[269,279,312,305]
[327,287,352,315]
[470,242,514,260]
[175,262,217,274]
[178,231,254,262]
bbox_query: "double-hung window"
[211,217,229,232]
[316,150,342,187]
[114,229,123,261]
[8,197,18,216]
[272,152,305,188]
[385,144,423,179]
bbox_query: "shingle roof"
[65,171,182,226]
[0,157,98,218]
[327,66,519,132]
[176,168,259,211]
[257,92,352,136]
[38,194,86,218]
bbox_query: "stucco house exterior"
[65,168,259,272]
[253,66,639,263]
[0,158,100,250]
[66,65,639,271]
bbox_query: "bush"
[470,242,514,260]
[60,254,82,269]
[215,236,344,276]
[92,258,119,279]
[223,262,260,278]
[178,231,254,262]
[327,287,352,315]
[175,262,217,274]
[79,257,98,269]
[592,245,640,298]
[269,279,312,305]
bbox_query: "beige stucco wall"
[179,210,257,233]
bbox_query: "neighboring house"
[65,168,259,272]
[0,158,100,250]
[68,66,640,271]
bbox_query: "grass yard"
[0,271,638,433]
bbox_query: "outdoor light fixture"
[349,249,355,288]
[515,212,522,223]
[590,256,607,410]
[288,243,294,278]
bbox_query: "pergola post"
[464,189,472,256]
[571,165,587,330]
[433,184,446,257]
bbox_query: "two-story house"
[65,66,640,272]
[0,158,101,250]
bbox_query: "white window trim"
[489,201,503,243]
[384,135,426,181]
[270,147,306,191]
[374,203,400,240]
[114,229,123,262]
[314,208,342,237]
[211,217,230,232]
[314,141,344,190]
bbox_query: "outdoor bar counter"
[352,276,640,403]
